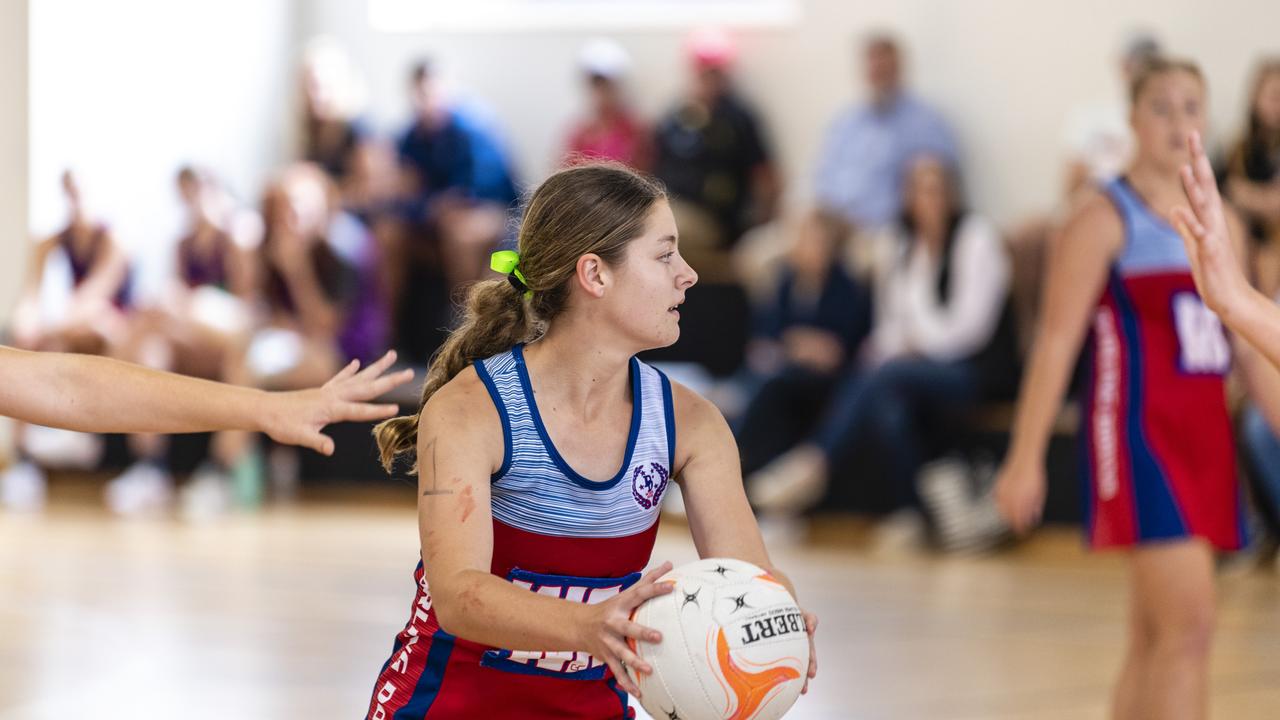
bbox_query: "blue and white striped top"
[473,344,676,539]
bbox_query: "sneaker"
[180,462,234,522]
[872,508,928,552]
[24,426,103,470]
[231,448,265,510]
[746,446,828,514]
[1,461,47,512]
[104,461,174,517]
[918,457,1010,553]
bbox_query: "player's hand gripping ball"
[626,559,810,720]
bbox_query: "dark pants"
[735,365,841,476]
[813,358,979,511]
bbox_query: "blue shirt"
[397,109,519,208]
[814,92,958,229]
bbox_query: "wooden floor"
[1,486,1278,720]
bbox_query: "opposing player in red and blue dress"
[368,163,818,719]
[995,57,1280,720]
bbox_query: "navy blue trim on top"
[506,567,642,591]
[655,367,676,470]
[511,343,642,490]
[473,358,513,481]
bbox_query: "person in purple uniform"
[5,170,134,508]
[105,167,259,515]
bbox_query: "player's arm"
[1215,205,1280,433]
[0,346,412,455]
[416,368,671,696]
[995,192,1123,532]
[1175,130,1280,370]
[670,381,818,691]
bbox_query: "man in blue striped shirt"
[814,34,958,231]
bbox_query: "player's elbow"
[426,573,479,638]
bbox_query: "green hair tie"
[490,250,532,299]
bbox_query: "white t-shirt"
[867,213,1010,365]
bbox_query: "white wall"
[27,0,297,302]
[304,0,1280,226]
[1,0,28,318]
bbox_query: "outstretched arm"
[0,347,413,455]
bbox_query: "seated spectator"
[1224,58,1280,295]
[735,209,872,477]
[197,164,387,512]
[300,36,371,184]
[2,170,133,511]
[560,38,651,171]
[644,29,778,377]
[103,167,257,516]
[746,155,1017,535]
[396,59,519,289]
[652,27,779,256]
[11,170,131,353]
[814,33,958,234]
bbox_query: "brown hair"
[373,162,667,472]
[1128,56,1204,105]
[1244,58,1280,147]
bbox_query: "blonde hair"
[1128,56,1204,105]
[373,163,667,472]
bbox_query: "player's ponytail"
[374,162,666,473]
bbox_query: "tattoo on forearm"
[421,438,454,496]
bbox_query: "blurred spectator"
[103,167,257,516]
[734,209,872,477]
[2,170,133,511]
[300,36,371,184]
[814,33,958,233]
[1224,58,1280,294]
[652,27,780,254]
[560,38,652,171]
[395,58,519,332]
[10,170,131,352]
[747,156,1016,543]
[195,164,387,514]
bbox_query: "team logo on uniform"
[631,462,669,510]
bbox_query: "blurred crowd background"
[3,0,1280,560]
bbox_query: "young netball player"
[0,347,411,460]
[994,58,1280,719]
[367,163,817,719]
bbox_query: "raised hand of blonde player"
[575,561,675,697]
[1171,130,1251,318]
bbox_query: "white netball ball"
[627,558,809,720]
